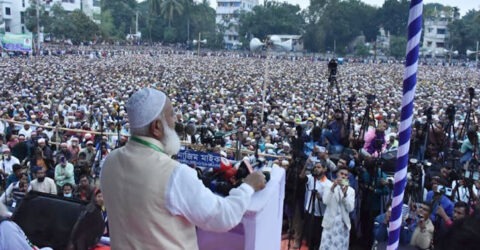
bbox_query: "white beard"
[161,119,181,156]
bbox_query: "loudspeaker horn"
[467,49,477,56]
[250,38,265,51]
[273,39,292,51]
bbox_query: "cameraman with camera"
[460,129,480,165]
[296,159,332,249]
[319,166,355,250]
[320,109,348,154]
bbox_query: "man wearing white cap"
[101,88,266,249]
[0,148,20,177]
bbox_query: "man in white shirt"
[320,167,355,250]
[101,88,267,249]
[29,168,57,195]
[0,148,20,176]
[298,159,332,249]
[18,123,33,139]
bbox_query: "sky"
[206,0,479,17]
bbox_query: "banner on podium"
[177,149,221,168]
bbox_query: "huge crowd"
[0,44,480,249]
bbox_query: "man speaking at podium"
[101,88,266,250]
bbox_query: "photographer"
[410,202,434,250]
[359,158,390,248]
[321,109,347,153]
[319,166,355,250]
[425,177,454,222]
[361,121,387,158]
[460,129,480,164]
[297,159,332,249]
[451,178,475,203]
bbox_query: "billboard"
[0,33,33,52]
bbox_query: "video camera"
[366,93,376,105]
[424,107,433,121]
[446,104,455,122]
[328,59,338,84]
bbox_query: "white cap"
[127,88,167,129]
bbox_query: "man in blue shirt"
[425,177,454,222]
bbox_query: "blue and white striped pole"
[387,1,423,249]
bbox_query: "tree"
[448,10,480,55]
[303,0,378,53]
[376,0,409,36]
[160,0,184,27]
[68,10,100,44]
[24,0,52,33]
[389,35,407,58]
[47,3,73,40]
[100,10,116,40]
[355,43,370,57]
[238,1,305,41]
[101,0,137,39]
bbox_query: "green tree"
[376,0,409,36]
[47,3,73,40]
[100,10,116,40]
[101,0,137,39]
[68,10,100,44]
[238,1,305,41]
[389,35,407,58]
[303,0,378,53]
[160,0,184,27]
[24,0,52,33]
[448,10,480,55]
[355,43,370,57]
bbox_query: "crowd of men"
[0,44,480,249]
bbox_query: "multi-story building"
[422,10,458,57]
[0,0,101,34]
[0,0,28,34]
[216,0,258,49]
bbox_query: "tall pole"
[36,0,40,55]
[136,11,139,35]
[476,41,479,68]
[197,32,201,56]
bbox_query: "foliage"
[24,0,52,33]
[68,10,100,44]
[238,1,305,41]
[304,0,378,53]
[375,0,409,37]
[25,2,99,44]
[389,35,407,59]
[101,0,137,39]
[355,43,370,57]
[448,10,480,55]
[160,0,184,27]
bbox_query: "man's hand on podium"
[244,172,267,192]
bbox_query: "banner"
[0,33,33,52]
[177,149,221,169]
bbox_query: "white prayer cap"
[127,88,167,129]
[38,138,46,144]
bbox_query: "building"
[216,0,258,49]
[0,0,101,35]
[422,10,457,57]
[0,0,28,34]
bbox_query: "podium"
[197,166,286,250]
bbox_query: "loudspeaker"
[12,191,104,250]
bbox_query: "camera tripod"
[286,158,306,250]
[459,87,476,140]
[352,95,376,150]
[298,175,323,250]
